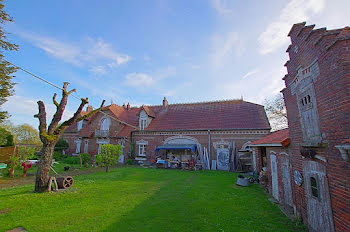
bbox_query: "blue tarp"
[155,144,197,152]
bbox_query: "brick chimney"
[126,102,130,110]
[86,105,93,113]
[163,97,168,107]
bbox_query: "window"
[140,119,147,130]
[75,140,81,154]
[77,120,83,131]
[84,140,89,153]
[310,176,319,198]
[138,144,147,156]
[100,118,110,131]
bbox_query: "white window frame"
[84,139,89,153]
[75,139,82,154]
[136,140,148,156]
[140,119,147,130]
[138,144,147,156]
[77,120,83,132]
[100,117,110,131]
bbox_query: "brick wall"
[282,23,350,231]
[132,130,269,162]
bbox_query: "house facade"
[253,23,350,232]
[63,98,271,170]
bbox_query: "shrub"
[53,151,67,161]
[125,159,135,165]
[79,153,91,167]
[95,144,122,172]
[64,156,80,164]
[54,138,69,153]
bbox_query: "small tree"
[0,127,13,147]
[95,144,122,172]
[264,93,288,131]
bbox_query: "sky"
[2,0,350,127]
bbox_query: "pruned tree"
[34,82,105,192]
[264,93,288,131]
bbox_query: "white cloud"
[19,33,82,65]
[211,0,233,17]
[210,31,245,69]
[125,73,155,87]
[18,32,131,74]
[258,0,325,55]
[87,38,131,66]
[242,69,260,79]
[89,66,107,75]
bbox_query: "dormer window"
[139,110,150,130]
[140,119,147,130]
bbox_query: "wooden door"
[303,161,334,232]
[281,157,293,207]
[270,154,279,201]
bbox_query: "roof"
[66,99,271,138]
[145,100,270,131]
[251,128,290,147]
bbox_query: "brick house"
[253,23,350,232]
[62,98,270,170]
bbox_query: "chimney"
[126,102,130,110]
[163,97,168,107]
[86,105,93,113]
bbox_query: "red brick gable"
[251,128,290,146]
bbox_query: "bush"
[125,159,135,165]
[95,144,122,172]
[54,138,69,153]
[64,156,80,164]
[53,151,67,161]
[79,153,91,166]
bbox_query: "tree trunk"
[35,145,54,192]
[106,166,109,172]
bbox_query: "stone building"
[253,22,350,232]
[62,99,270,170]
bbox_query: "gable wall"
[282,24,350,231]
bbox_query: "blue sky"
[2,0,350,127]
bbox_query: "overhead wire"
[2,59,139,130]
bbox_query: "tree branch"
[34,101,47,143]
[47,82,72,134]
[52,93,59,108]
[54,99,105,138]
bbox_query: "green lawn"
[0,167,304,232]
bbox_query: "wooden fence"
[0,146,18,165]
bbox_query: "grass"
[0,167,305,232]
[1,162,87,179]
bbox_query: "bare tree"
[264,93,288,131]
[34,82,104,192]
